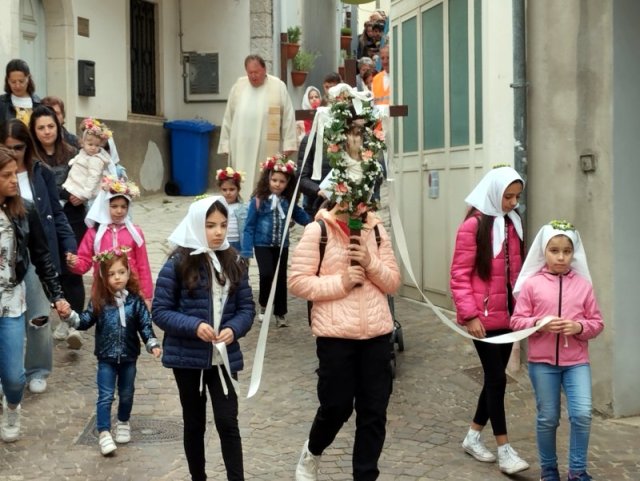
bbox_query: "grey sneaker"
[28,378,47,394]
[99,431,117,455]
[53,321,69,341]
[66,328,83,349]
[115,421,131,443]
[462,429,496,462]
[1,397,21,443]
[498,443,529,474]
[275,315,288,328]
[295,439,319,481]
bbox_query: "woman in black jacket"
[1,119,81,395]
[0,59,41,125]
[29,105,85,341]
[0,146,70,443]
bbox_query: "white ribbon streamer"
[269,194,286,220]
[114,289,128,327]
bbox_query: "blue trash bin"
[164,119,215,196]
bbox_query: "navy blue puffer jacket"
[152,254,255,373]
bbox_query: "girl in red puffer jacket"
[450,166,530,475]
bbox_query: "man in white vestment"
[218,55,298,191]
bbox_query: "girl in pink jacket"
[289,205,400,481]
[67,177,153,308]
[450,166,530,475]
[511,221,603,481]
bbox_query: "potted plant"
[285,25,301,59]
[291,49,318,87]
[340,26,352,51]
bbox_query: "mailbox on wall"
[78,60,95,96]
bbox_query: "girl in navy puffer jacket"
[64,247,160,456]
[153,196,254,481]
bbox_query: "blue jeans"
[24,264,53,381]
[0,314,26,405]
[96,360,137,433]
[528,362,592,472]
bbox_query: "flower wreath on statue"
[321,83,386,230]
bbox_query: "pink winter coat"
[450,214,523,330]
[71,224,154,300]
[288,210,401,340]
[510,269,603,366]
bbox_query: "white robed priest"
[218,54,298,191]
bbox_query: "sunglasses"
[6,143,26,152]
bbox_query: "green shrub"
[287,25,301,44]
[340,27,352,36]
[293,49,318,72]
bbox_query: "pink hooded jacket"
[288,210,401,340]
[71,224,153,300]
[450,214,523,330]
[510,269,603,366]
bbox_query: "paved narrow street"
[1,192,638,480]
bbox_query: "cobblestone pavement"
[1,191,638,481]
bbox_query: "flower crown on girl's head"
[101,175,140,199]
[260,153,296,174]
[92,246,131,263]
[80,117,112,141]
[549,219,575,231]
[216,166,245,183]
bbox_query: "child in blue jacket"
[241,154,310,327]
[64,247,161,456]
[153,196,255,481]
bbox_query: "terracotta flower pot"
[340,35,352,51]
[291,70,307,87]
[285,42,300,60]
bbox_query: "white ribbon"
[269,194,286,220]
[114,289,128,327]
[327,83,373,117]
[303,107,331,181]
[210,262,237,396]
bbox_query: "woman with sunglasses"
[0,119,80,396]
[0,59,41,126]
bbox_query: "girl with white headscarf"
[152,196,255,481]
[66,178,153,308]
[511,221,603,481]
[450,166,530,474]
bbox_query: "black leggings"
[173,368,243,481]
[253,246,288,316]
[472,330,513,436]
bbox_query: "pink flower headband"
[260,153,296,174]
[101,176,140,199]
[80,117,112,141]
[92,246,131,264]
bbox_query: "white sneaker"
[498,443,529,474]
[275,315,288,328]
[462,429,496,462]
[66,328,83,350]
[115,421,131,443]
[28,378,47,394]
[295,439,320,481]
[1,397,21,443]
[53,321,69,341]
[99,431,117,455]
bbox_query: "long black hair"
[172,200,246,296]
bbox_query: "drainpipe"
[512,0,527,222]
[509,0,527,374]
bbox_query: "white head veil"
[167,196,230,273]
[85,189,143,254]
[301,86,321,110]
[464,166,524,257]
[514,223,591,294]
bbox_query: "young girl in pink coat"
[450,166,529,475]
[67,177,153,308]
[511,221,603,481]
